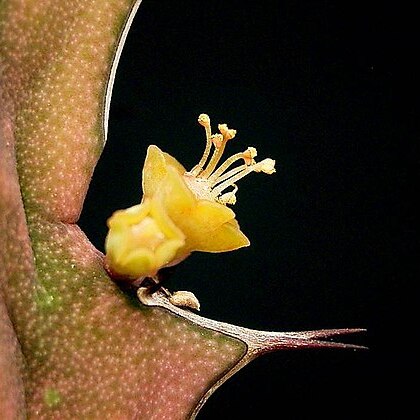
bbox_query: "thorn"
[137,288,367,353]
[253,328,367,354]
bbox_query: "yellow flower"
[105,114,275,280]
[104,198,185,279]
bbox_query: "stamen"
[190,114,212,176]
[253,158,276,174]
[208,147,256,185]
[218,124,237,141]
[217,185,238,205]
[242,147,257,165]
[211,158,276,198]
[185,114,275,207]
[211,133,224,149]
[211,164,246,186]
[199,123,236,178]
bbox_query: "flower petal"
[142,145,168,198]
[107,203,150,229]
[160,166,248,253]
[122,248,156,277]
[193,220,250,252]
[105,195,186,278]
[142,145,187,198]
[162,166,196,217]
[162,151,187,175]
[194,200,236,229]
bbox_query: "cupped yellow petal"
[120,248,156,277]
[149,196,185,241]
[104,229,129,264]
[154,238,186,268]
[175,200,239,251]
[193,219,250,252]
[105,197,186,279]
[142,145,168,198]
[158,166,247,253]
[142,145,186,198]
[107,203,150,229]
[162,166,196,217]
[162,151,187,175]
[193,200,236,230]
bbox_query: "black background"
[79,1,414,418]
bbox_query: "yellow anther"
[217,185,238,205]
[242,147,257,165]
[218,123,236,141]
[198,113,210,127]
[211,133,224,149]
[254,158,276,174]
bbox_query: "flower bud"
[105,199,185,279]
